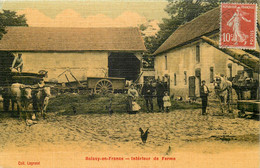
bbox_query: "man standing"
[141,80,154,112]
[11,53,23,72]
[200,80,210,115]
[156,79,165,112]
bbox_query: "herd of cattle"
[3,82,51,120]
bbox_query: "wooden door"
[189,76,195,98]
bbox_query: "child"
[132,100,141,112]
[163,92,171,112]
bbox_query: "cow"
[10,83,32,119]
[32,86,51,119]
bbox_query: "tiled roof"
[0,27,146,52]
[154,7,220,55]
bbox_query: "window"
[210,67,214,83]
[228,63,232,78]
[184,71,187,85]
[174,73,177,86]
[165,55,167,70]
[196,44,200,63]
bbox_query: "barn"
[0,27,146,83]
[153,7,259,99]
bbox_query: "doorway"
[195,68,201,97]
[0,51,14,85]
[108,52,140,81]
[189,76,196,98]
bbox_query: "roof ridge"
[180,6,220,27]
[6,26,139,29]
[0,26,145,51]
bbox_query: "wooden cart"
[237,100,260,117]
[64,77,126,94]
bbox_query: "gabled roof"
[0,27,146,52]
[154,7,220,55]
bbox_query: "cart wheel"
[95,79,114,94]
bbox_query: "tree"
[146,0,222,54]
[0,10,28,39]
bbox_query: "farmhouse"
[153,7,259,99]
[0,27,146,83]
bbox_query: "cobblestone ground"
[0,107,259,168]
[0,107,259,154]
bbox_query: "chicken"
[26,119,37,126]
[107,98,113,115]
[139,128,149,143]
[109,108,114,115]
[166,146,172,155]
[72,105,77,114]
[106,105,113,115]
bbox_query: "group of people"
[127,79,211,115]
[13,53,210,115]
[127,79,171,113]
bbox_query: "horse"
[213,75,233,113]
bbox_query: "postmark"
[220,3,257,49]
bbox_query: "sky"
[0,0,169,32]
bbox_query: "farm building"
[0,27,146,83]
[153,7,259,99]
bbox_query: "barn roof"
[154,7,220,55]
[0,27,146,52]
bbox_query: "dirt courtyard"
[0,106,259,168]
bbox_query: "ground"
[0,103,259,168]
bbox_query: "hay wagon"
[0,71,46,112]
[233,79,259,118]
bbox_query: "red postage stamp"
[220,3,257,49]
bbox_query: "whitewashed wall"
[154,35,248,98]
[14,51,109,83]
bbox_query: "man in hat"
[200,80,210,115]
[11,53,23,72]
[141,80,154,112]
[156,79,166,112]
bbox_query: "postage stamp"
[220,3,257,49]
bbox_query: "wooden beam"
[65,74,70,83]
[134,71,143,84]
[228,58,253,70]
[201,36,259,72]
[69,70,84,87]
[12,76,42,80]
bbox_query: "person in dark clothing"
[200,80,210,115]
[141,80,154,112]
[2,87,10,112]
[156,79,165,112]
